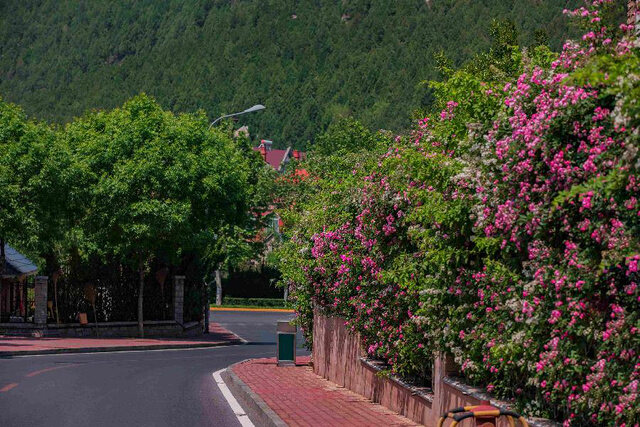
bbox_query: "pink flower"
[548,310,562,324]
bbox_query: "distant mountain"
[0,0,579,148]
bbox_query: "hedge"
[221,297,289,308]
[276,3,639,425]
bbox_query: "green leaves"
[61,94,254,267]
[0,1,576,147]
[0,97,73,262]
[0,93,259,276]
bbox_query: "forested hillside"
[0,0,579,148]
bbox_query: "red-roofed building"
[253,140,305,173]
[251,139,307,239]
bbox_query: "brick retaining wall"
[312,310,557,427]
[0,320,203,338]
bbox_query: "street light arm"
[208,104,265,129]
[208,113,237,129]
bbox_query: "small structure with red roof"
[252,139,307,238]
[253,140,305,174]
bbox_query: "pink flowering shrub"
[277,2,639,424]
[306,174,432,376]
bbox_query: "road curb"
[0,340,244,358]
[221,361,287,427]
[210,307,294,313]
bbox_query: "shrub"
[221,297,289,308]
[277,2,639,424]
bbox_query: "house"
[253,139,305,174]
[252,139,307,234]
[0,243,38,322]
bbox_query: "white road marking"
[212,368,255,427]
[214,323,250,343]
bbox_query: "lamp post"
[208,104,265,129]
[204,105,264,332]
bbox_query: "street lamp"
[208,104,266,129]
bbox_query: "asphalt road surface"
[0,310,308,427]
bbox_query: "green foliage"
[221,297,288,308]
[63,94,252,266]
[312,117,385,156]
[274,6,640,424]
[0,93,263,327]
[0,97,78,261]
[0,0,578,148]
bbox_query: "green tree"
[0,97,78,270]
[0,0,579,147]
[64,94,253,336]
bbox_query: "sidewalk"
[0,323,242,356]
[227,357,420,427]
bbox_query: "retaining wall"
[0,320,203,338]
[312,311,557,427]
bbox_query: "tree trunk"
[215,269,222,306]
[138,259,145,338]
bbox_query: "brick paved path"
[232,357,420,427]
[0,323,240,355]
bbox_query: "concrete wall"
[33,276,48,324]
[312,311,557,427]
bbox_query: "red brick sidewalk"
[231,357,420,426]
[0,323,241,356]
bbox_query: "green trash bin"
[276,320,296,367]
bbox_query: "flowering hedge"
[277,2,639,424]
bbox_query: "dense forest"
[0,0,579,148]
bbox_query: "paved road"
[0,310,308,427]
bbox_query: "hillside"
[0,0,579,148]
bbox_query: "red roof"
[252,147,290,170]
